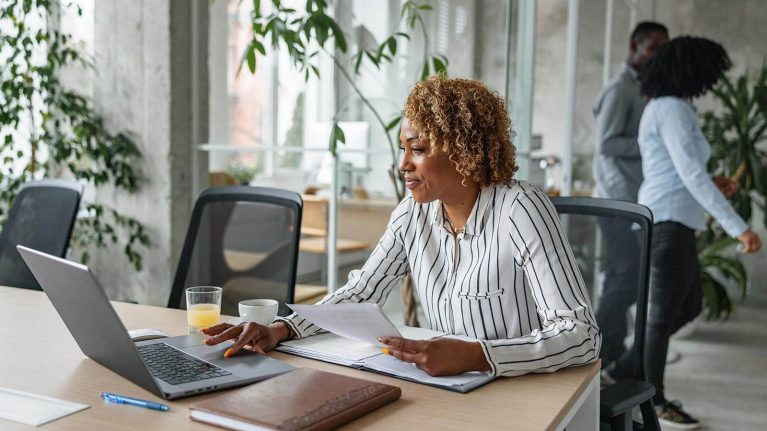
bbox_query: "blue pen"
[101,392,170,411]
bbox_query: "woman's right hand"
[713,175,739,197]
[201,321,292,357]
[737,229,762,253]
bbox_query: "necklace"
[445,213,465,235]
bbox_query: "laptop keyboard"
[138,343,232,386]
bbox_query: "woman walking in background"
[607,36,761,429]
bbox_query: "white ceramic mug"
[238,299,279,325]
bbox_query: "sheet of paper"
[279,332,381,362]
[0,387,89,426]
[396,325,445,341]
[288,303,401,346]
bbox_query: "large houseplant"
[699,65,767,320]
[239,0,448,324]
[0,0,149,269]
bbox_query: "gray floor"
[663,287,767,430]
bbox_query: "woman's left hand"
[378,336,491,377]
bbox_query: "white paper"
[0,387,89,426]
[279,332,381,362]
[288,303,401,346]
[397,325,445,341]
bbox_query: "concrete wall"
[88,0,208,305]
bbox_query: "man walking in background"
[592,22,669,377]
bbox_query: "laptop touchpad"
[183,343,255,363]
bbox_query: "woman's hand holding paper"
[378,336,491,377]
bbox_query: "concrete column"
[91,0,208,305]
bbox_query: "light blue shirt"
[638,97,748,238]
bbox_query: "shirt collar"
[430,185,495,236]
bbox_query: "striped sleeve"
[480,187,601,377]
[276,198,411,339]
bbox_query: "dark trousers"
[596,218,641,366]
[613,221,702,404]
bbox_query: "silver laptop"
[17,245,295,400]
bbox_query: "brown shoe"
[656,400,700,429]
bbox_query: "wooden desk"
[0,287,599,430]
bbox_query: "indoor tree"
[0,0,150,270]
[699,65,767,319]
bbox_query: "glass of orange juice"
[185,286,222,334]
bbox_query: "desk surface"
[0,286,599,431]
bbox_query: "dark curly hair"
[403,76,518,187]
[639,36,731,99]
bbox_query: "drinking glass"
[185,286,222,334]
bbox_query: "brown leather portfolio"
[189,368,401,431]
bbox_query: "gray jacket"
[592,64,646,202]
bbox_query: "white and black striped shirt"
[280,181,601,377]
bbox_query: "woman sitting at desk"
[203,76,600,377]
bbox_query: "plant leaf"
[327,19,347,52]
[387,37,396,56]
[385,115,402,132]
[246,47,257,73]
[432,56,447,76]
[253,39,266,55]
[328,121,345,155]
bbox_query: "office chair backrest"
[0,179,83,290]
[168,186,302,316]
[550,196,653,381]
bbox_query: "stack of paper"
[278,333,381,366]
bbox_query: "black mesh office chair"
[551,197,660,431]
[0,179,83,290]
[167,186,302,317]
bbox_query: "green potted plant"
[699,64,767,320]
[227,163,262,185]
[0,0,149,269]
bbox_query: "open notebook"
[276,325,494,393]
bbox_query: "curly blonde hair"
[403,76,518,187]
